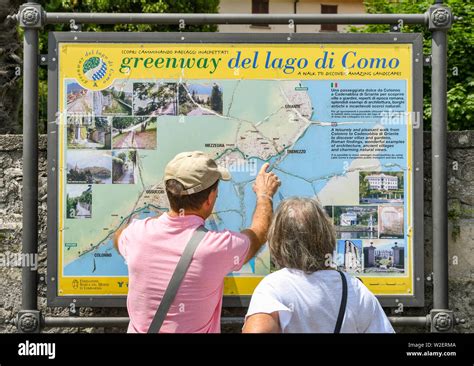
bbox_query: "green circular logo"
[82,56,108,81]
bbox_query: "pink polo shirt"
[118,213,250,333]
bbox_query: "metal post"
[428,3,454,332]
[21,28,39,313]
[43,317,130,328]
[16,2,44,333]
[431,29,448,311]
[388,316,430,328]
[41,315,431,328]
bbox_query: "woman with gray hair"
[243,197,394,333]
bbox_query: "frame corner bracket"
[430,309,455,333]
[16,310,43,333]
[428,5,453,31]
[18,2,45,29]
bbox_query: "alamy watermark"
[219,156,258,176]
[380,109,422,129]
[0,251,38,271]
[18,341,55,360]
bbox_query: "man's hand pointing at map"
[240,162,281,264]
[253,162,281,201]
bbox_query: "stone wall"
[0,132,472,333]
[392,131,474,333]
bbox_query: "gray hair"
[268,197,336,273]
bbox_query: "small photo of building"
[359,171,404,204]
[363,239,405,275]
[367,173,398,190]
[334,206,378,239]
[336,239,362,273]
[66,80,93,114]
[378,205,404,238]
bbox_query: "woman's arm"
[242,312,281,333]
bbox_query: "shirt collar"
[160,212,205,227]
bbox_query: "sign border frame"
[47,31,424,308]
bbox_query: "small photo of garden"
[112,116,157,150]
[66,184,92,219]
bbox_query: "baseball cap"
[164,151,231,195]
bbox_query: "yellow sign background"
[57,42,414,299]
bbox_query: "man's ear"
[207,187,218,207]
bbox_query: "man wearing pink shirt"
[114,151,280,333]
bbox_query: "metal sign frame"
[13,1,455,332]
[47,31,424,308]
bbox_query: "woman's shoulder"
[261,268,290,281]
[255,268,296,288]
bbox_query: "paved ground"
[116,164,134,184]
[75,202,91,217]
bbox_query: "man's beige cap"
[164,151,231,195]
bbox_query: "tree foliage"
[350,0,473,130]
[93,117,108,130]
[117,152,127,162]
[0,0,23,134]
[128,149,137,166]
[210,84,223,114]
[133,82,176,116]
[112,116,134,133]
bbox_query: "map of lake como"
[55,42,415,299]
